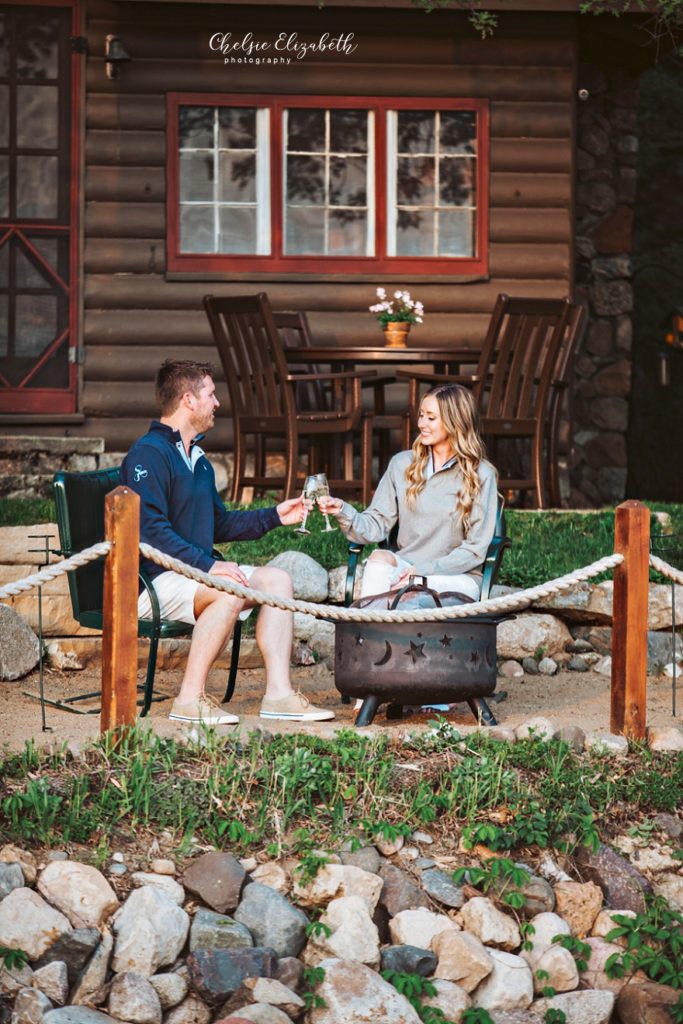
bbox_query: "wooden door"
[0,1,79,413]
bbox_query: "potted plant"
[369,288,425,348]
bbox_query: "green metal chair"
[52,468,242,716]
[342,494,511,724]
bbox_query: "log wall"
[78,0,577,450]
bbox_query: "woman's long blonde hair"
[405,383,487,532]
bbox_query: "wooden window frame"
[167,93,489,276]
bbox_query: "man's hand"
[209,561,249,586]
[276,495,313,526]
[317,495,343,516]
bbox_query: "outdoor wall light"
[104,35,131,79]
[578,88,590,101]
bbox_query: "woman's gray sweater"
[336,451,498,579]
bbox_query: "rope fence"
[0,542,110,600]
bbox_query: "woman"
[321,383,498,602]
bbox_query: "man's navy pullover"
[121,421,281,583]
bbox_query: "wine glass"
[311,473,336,532]
[294,475,320,535]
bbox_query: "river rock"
[378,863,429,916]
[304,896,380,967]
[497,614,572,659]
[130,872,185,905]
[558,726,586,752]
[0,847,38,886]
[389,908,458,949]
[112,886,189,976]
[44,1010,117,1024]
[529,990,615,1023]
[250,864,289,895]
[108,972,162,1024]
[233,882,308,958]
[531,944,579,993]
[225,977,304,1020]
[432,930,493,991]
[653,872,683,912]
[148,972,188,1009]
[190,909,254,953]
[580,937,635,993]
[373,833,404,857]
[11,987,53,1024]
[574,843,652,914]
[292,864,382,912]
[648,725,683,752]
[0,862,24,900]
[162,996,211,1024]
[616,979,682,1023]
[70,929,113,1006]
[553,881,603,936]
[525,912,570,956]
[421,979,471,1018]
[31,963,68,1006]
[183,854,247,914]
[472,950,533,1011]
[267,552,328,602]
[0,605,40,680]
[514,718,556,742]
[38,863,118,930]
[380,945,437,977]
[500,660,524,679]
[519,876,555,917]
[186,949,278,1005]
[0,888,72,960]
[338,846,381,876]
[308,957,421,1024]
[420,869,465,909]
[591,908,636,946]
[35,928,101,985]
[459,897,521,950]
[149,859,176,876]
[220,1004,292,1024]
[585,731,629,756]
[1,963,34,998]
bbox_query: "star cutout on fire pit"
[439,634,452,647]
[467,649,481,670]
[354,633,364,645]
[404,640,426,663]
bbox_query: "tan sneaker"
[260,691,335,722]
[169,692,239,726]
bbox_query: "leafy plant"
[453,857,530,909]
[305,919,332,940]
[461,1009,496,1024]
[544,1010,567,1024]
[552,934,592,973]
[0,946,28,970]
[301,965,326,1012]
[381,971,456,1024]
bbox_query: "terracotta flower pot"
[383,321,411,348]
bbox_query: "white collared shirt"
[425,452,457,480]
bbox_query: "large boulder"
[112,887,189,977]
[233,883,308,959]
[0,888,72,960]
[471,950,533,1011]
[307,958,421,1024]
[183,854,247,914]
[0,604,40,680]
[267,552,328,602]
[38,862,119,929]
[292,864,382,913]
[497,614,572,659]
[303,896,380,968]
[574,844,652,915]
[529,990,615,1023]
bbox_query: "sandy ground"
[1,662,681,752]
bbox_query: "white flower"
[377,287,387,299]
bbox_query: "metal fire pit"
[334,583,507,727]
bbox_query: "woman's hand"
[391,567,416,590]
[276,495,313,525]
[318,495,344,517]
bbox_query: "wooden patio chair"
[546,302,587,507]
[203,293,374,503]
[52,468,242,716]
[397,295,577,508]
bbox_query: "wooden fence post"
[101,486,140,734]
[611,500,650,739]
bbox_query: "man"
[121,359,334,726]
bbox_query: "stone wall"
[570,64,639,507]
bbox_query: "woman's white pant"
[360,552,481,602]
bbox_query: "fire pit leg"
[467,697,497,726]
[386,703,404,720]
[355,696,380,726]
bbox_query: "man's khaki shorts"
[138,566,256,625]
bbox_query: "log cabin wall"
[81,0,577,451]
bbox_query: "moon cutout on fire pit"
[373,641,392,666]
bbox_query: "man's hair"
[155,360,215,415]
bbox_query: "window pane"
[16,156,58,218]
[287,109,325,153]
[28,237,61,276]
[397,112,434,154]
[16,12,59,79]
[0,13,7,77]
[396,210,434,256]
[218,207,256,253]
[180,152,213,202]
[0,86,8,147]
[285,207,324,254]
[439,157,475,207]
[329,157,366,207]
[0,295,6,356]
[0,156,8,218]
[218,107,256,149]
[17,85,58,149]
[397,156,435,205]
[439,209,474,256]
[329,210,366,256]
[286,155,325,205]
[16,245,54,289]
[329,110,367,154]
[218,152,255,203]
[180,205,214,252]
[179,107,213,149]
[0,244,7,288]
[441,111,477,154]
[15,294,57,356]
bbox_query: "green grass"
[3,498,682,589]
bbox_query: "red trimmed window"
[167,95,489,275]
